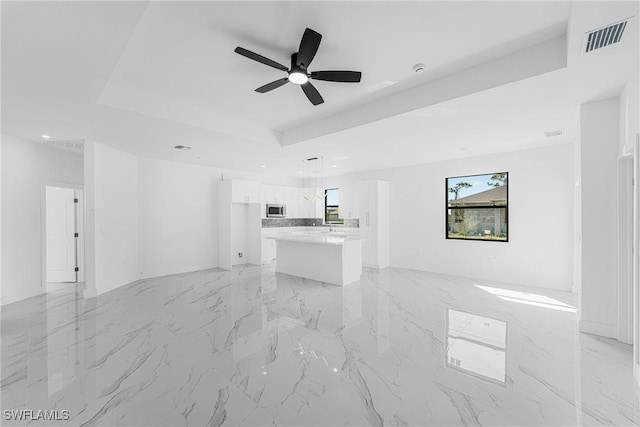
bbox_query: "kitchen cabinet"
[262,184,285,205]
[270,234,364,286]
[357,180,389,269]
[261,228,286,264]
[274,186,285,204]
[261,238,276,264]
[263,185,325,219]
[286,187,300,218]
[340,183,361,219]
[262,185,272,206]
[231,180,261,203]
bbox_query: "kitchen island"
[268,234,364,286]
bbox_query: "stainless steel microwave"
[266,204,286,218]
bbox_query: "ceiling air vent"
[583,18,629,53]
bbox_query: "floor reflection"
[445,309,507,385]
[1,266,638,426]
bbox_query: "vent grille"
[545,130,563,138]
[37,138,84,153]
[584,19,629,53]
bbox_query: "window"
[446,172,508,241]
[324,188,343,224]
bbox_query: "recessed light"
[261,165,266,168]
[298,171,303,174]
[41,134,50,139]
[331,165,338,168]
[173,145,191,151]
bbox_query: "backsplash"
[262,218,359,228]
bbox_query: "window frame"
[445,172,509,242]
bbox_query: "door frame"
[634,135,640,384]
[41,181,85,288]
[618,153,634,344]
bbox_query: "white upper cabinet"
[262,184,273,205]
[341,183,361,219]
[273,186,285,204]
[261,185,325,219]
[231,180,262,203]
[262,184,285,205]
[285,187,300,218]
[245,181,261,203]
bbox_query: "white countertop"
[268,233,364,246]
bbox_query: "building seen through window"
[325,188,343,224]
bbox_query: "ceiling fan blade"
[301,81,324,105]
[255,77,289,93]
[296,28,322,68]
[310,70,362,83]
[234,47,289,72]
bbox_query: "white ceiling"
[2,1,638,177]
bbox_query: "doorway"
[45,186,81,283]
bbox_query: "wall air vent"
[173,145,191,151]
[583,18,629,53]
[37,138,84,153]
[545,130,563,138]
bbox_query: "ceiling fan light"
[288,71,308,85]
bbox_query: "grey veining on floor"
[1,265,639,426]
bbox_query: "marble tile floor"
[1,265,639,426]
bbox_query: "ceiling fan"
[234,28,362,106]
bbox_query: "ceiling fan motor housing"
[288,53,309,84]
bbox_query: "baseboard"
[578,319,617,339]
[1,287,46,306]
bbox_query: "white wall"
[84,141,139,296]
[617,73,639,345]
[136,159,300,278]
[1,134,83,304]
[618,60,640,380]
[325,143,574,291]
[619,75,639,155]
[578,97,619,338]
[83,142,301,297]
[138,158,218,278]
[231,204,248,265]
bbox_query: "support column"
[577,97,619,338]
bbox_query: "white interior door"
[46,186,77,283]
